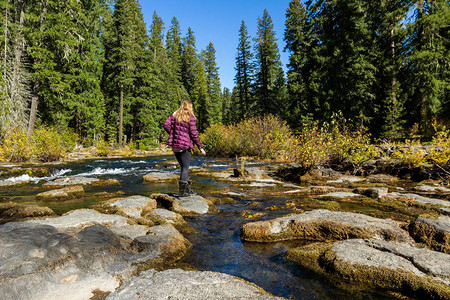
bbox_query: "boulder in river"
[106,269,284,300]
[109,195,157,219]
[286,239,450,299]
[142,172,179,183]
[35,185,84,201]
[43,176,100,187]
[0,202,54,223]
[0,209,191,300]
[241,209,413,243]
[151,193,213,216]
[384,192,450,207]
[409,215,450,254]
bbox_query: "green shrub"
[60,128,79,152]
[32,126,66,162]
[0,127,32,162]
[95,139,111,157]
[201,115,296,160]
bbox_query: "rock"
[35,185,84,201]
[414,185,450,193]
[318,192,361,199]
[309,186,336,194]
[25,209,148,239]
[126,224,191,264]
[42,176,100,187]
[106,269,284,300]
[151,193,211,216]
[241,209,412,243]
[384,192,450,207]
[142,172,178,183]
[0,203,54,221]
[409,216,450,254]
[287,239,450,299]
[0,210,191,300]
[441,208,450,216]
[354,187,389,199]
[327,176,365,184]
[0,179,30,188]
[142,208,186,226]
[109,195,157,219]
[233,168,250,177]
[366,174,398,184]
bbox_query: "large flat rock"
[287,239,450,299]
[151,193,211,216]
[0,210,191,300]
[242,209,412,243]
[384,192,450,207]
[109,195,157,219]
[106,269,284,300]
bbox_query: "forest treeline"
[0,0,449,150]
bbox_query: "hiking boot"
[187,181,197,196]
[178,180,190,197]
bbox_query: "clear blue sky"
[140,0,293,91]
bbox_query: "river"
[0,156,401,299]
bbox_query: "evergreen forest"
[1,0,449,151]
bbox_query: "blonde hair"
[174,100,195,123]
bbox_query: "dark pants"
[174,150,191,181]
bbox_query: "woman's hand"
[200,148,206,156]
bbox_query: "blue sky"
[140,0,293,91]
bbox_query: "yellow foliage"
[0,127,33,162]
[32,126,66,162]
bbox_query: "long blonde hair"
[174,100,195,123]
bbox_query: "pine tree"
[201,42,222,124]
[254,9,285,116]
[103,0,149,146]
[166,17,183,85]
[234,20,254,121]
[284,0,314,127]
[181,27,197,97]
[221,87,232,124]
[406,0,449,136]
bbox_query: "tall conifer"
[254,9,285,116]
[201,42,222,124]
[234,20,254,120]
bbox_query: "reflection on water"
[0,156,403,299]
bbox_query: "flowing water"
[0,156,400,299]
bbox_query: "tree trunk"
[27,79,39,136]
[119,84,124,147]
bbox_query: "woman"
[164,100,206,197]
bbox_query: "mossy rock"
[287,239,450,300]
[409,216,450,254]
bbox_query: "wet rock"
[354,187,389,199]
[414,185,450,193]
[35,185,84,201]
[327,176,365,184]
[287,239,450,299]
[241,209,412,243]
[106,269,284,300]
[142,208,186,226]
[26,209,148,239]
[151,193,212,216]
[0,203,54,222]
[366,174,398,184]
[0,167,50,177]
[318,191,361,199]
[142,172,178,183]
[409,215,450,254]
[384,192,450,207]
[0,209,191,300]
[126,224,191,264]
[309,186,336,194]
[0,179,30,188]
[42,176,100,187]
[109,195,157,219]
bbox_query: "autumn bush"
[0,127,33,162]
[201,115,296,160]
[32,126,66,162]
